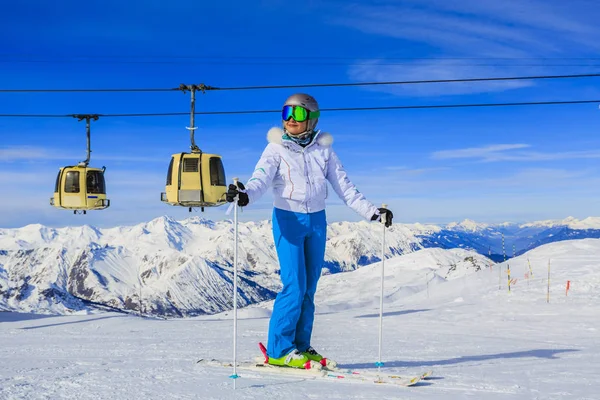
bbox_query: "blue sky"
[1,0,600,228]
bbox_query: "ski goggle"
[282,105,320,122]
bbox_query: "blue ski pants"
[267,207,327,359]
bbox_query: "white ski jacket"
[244,127,379,220]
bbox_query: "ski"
[196,358,422,387]
[321,368,422,387]
[326,365,434,381]
[196,358,426,387]
[255,342,432,383]
[197,342,432,387]
[197,358,326,376]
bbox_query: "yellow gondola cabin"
[49,115,109,214]
[161,152,227,210]
[50,165,109,213]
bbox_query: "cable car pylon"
[161,84,227,212]
[50,114,110,214]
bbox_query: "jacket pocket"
[313,176,328,201]
[273,181,286,198]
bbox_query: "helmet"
[283,93,319,133]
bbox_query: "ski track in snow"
[1,239,600,399]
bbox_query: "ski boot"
[302,346,338,369]
[258,343,321,370]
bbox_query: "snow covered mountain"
[424,216,600,259]
[1,215,598,317]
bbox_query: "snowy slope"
[1,238,599,399]
[237,247,493,316]
[317,248,493,308]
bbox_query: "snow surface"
[1,239,599,399]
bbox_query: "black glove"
[226,182,249,207]
[371,207,393,228]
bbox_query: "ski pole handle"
[225,178,240,216]
[381,203,388,226]
[233,177,239,202]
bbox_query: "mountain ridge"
[1,215,599,317]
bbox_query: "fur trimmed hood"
[267,127,333,147]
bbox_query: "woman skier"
[226,93,393,369]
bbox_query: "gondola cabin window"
[64,171,80,193]
[54,171,61,193]
[183,157,199,172]
[210,157,226,186]
[166,157,174,186]
[87,171,106,194]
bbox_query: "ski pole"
[230,178,240,388]
[376,204,387,375]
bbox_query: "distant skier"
[226,93,393,369]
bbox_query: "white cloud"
[336,1,600,55]
[0,146,173,164]
[0,146,76,162]
[333,1,600,96]
[348,61,534,97]
[383,166,449,175]
[411,0,600,50]
[485,150,600,162]
[320,165,600,223]
[431,144,600,162]
[341,165,600,201]
[0,170,57,185]
[93,154,170,163]
[432,144,531,160]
